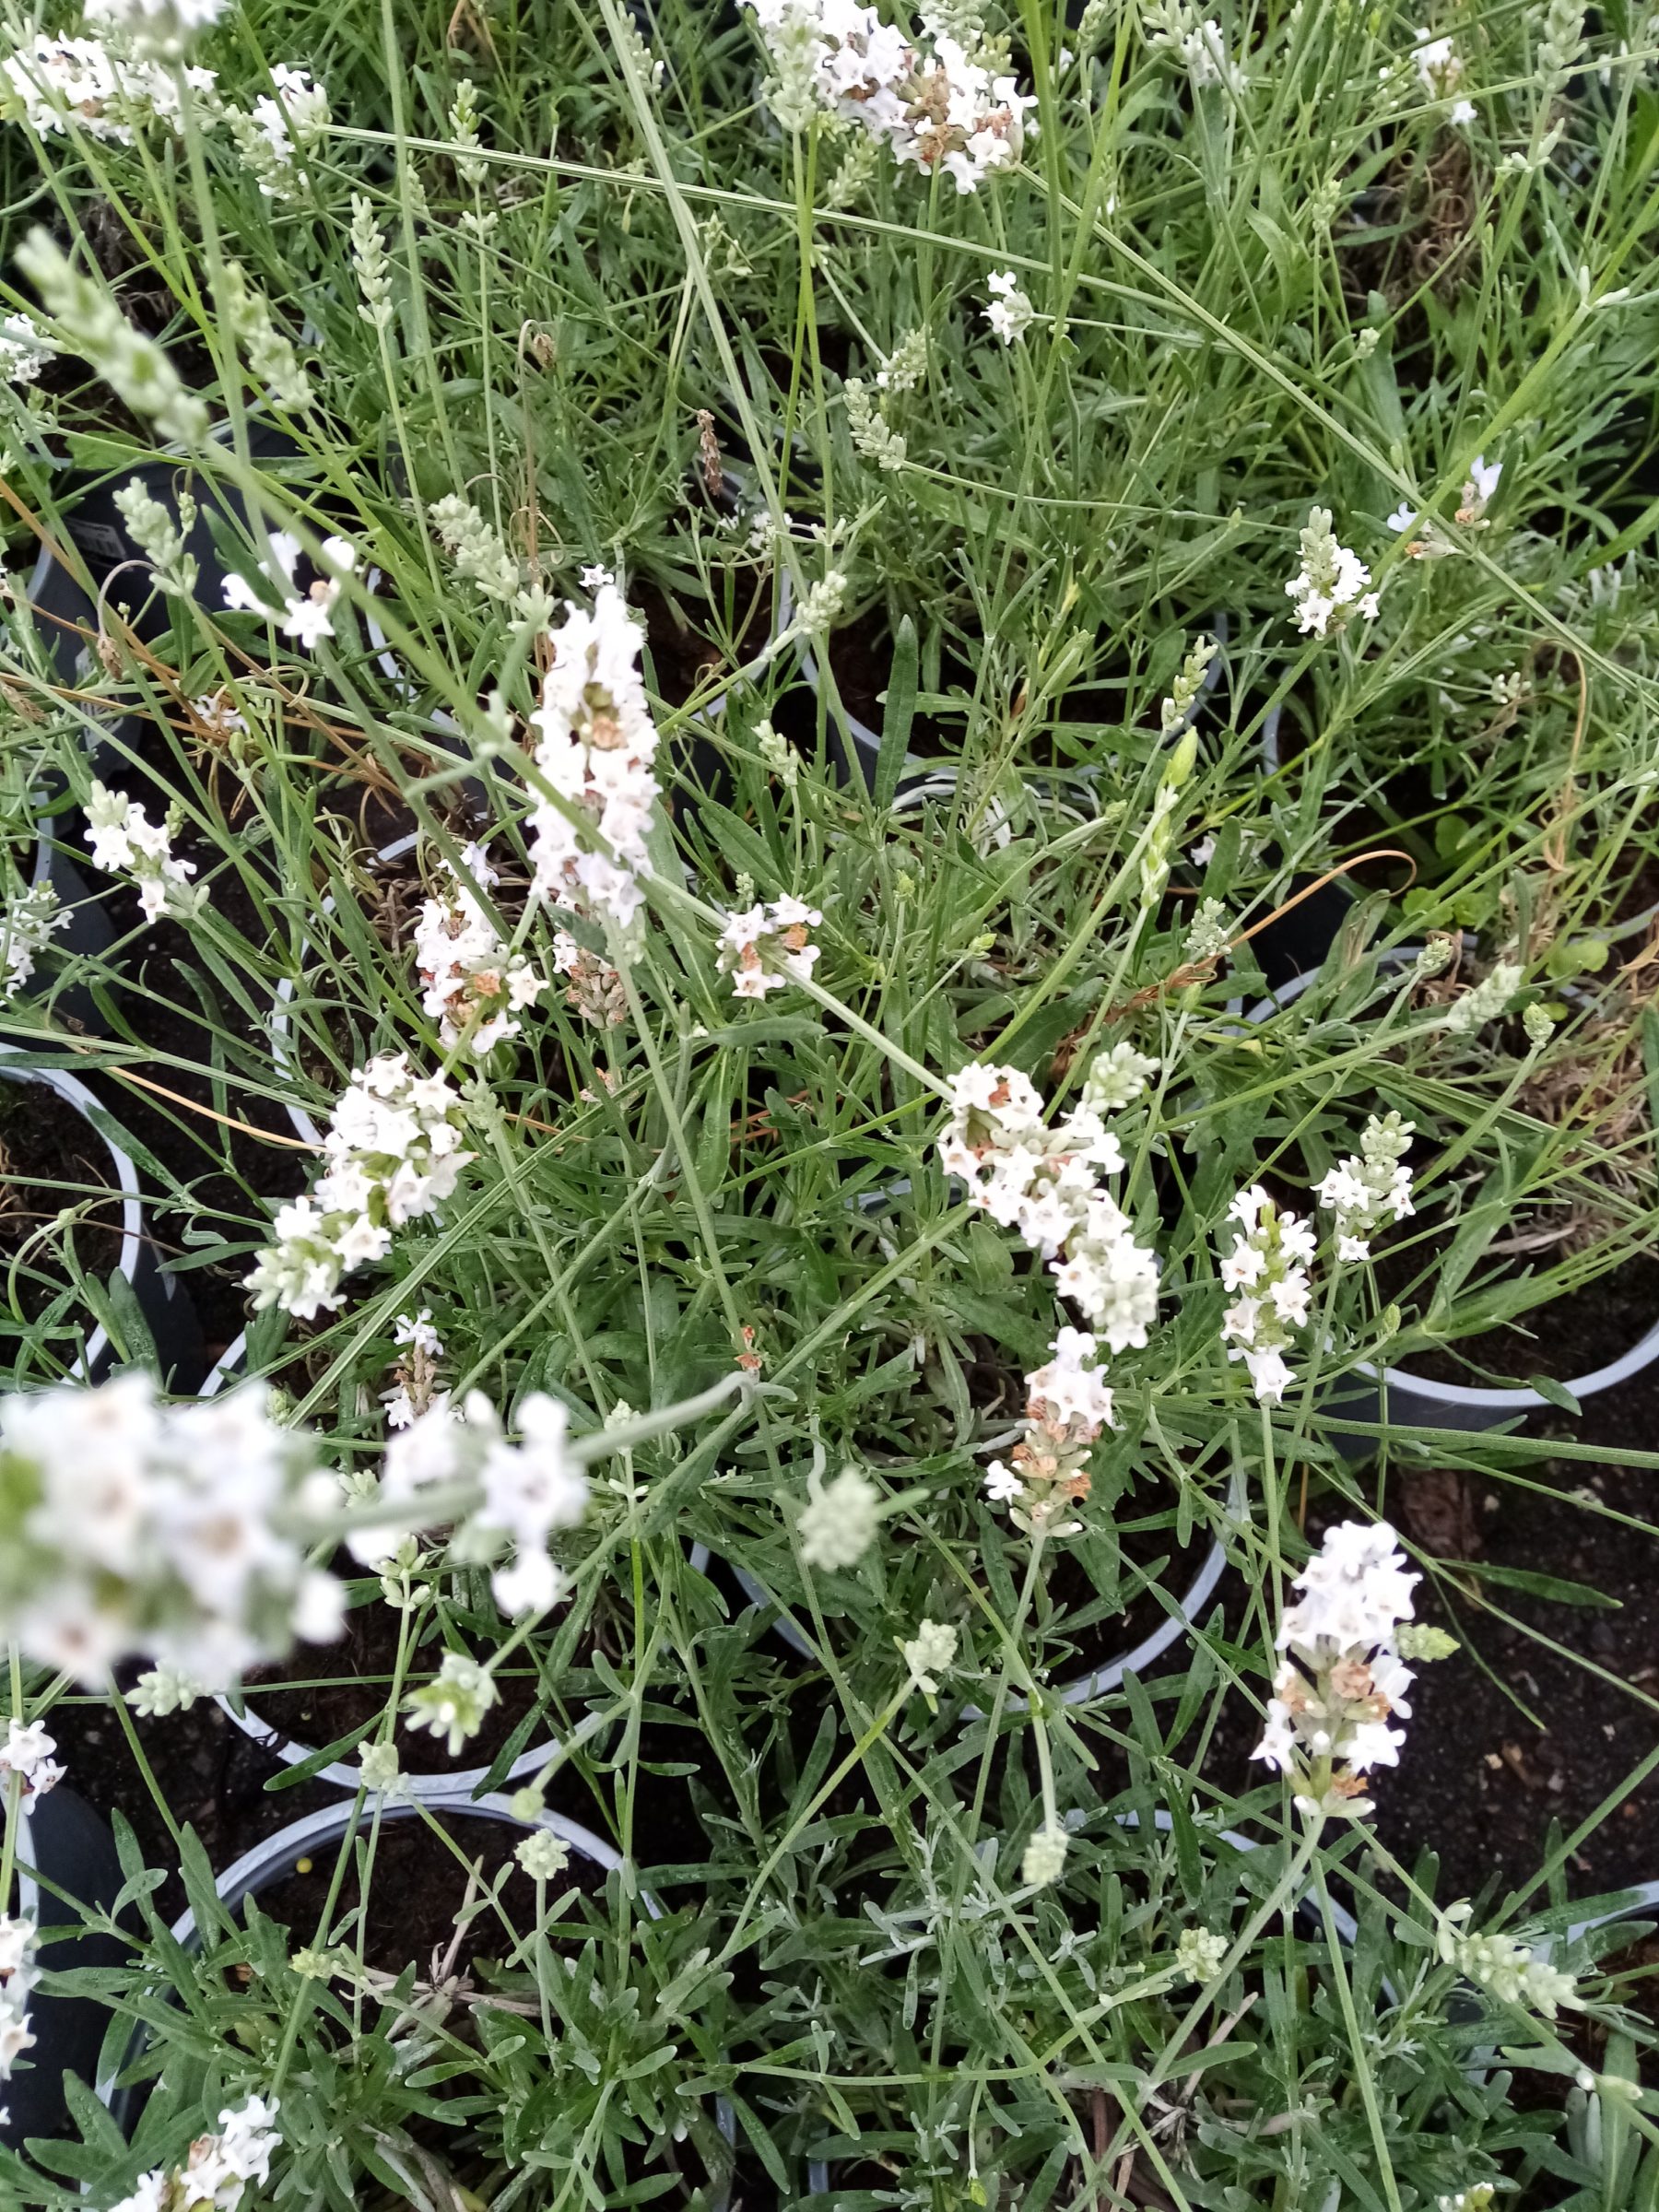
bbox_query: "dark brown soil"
[1371,1368,1659,1905]
[0,1077,126,1322]
[250,1808,601,1981]
[1389,1247,1659,1388]
[44,1682,347,1930]
[243,1587,554,1777]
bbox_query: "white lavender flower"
[1218,1183,1315,1405]
[1252,1520,1418,1818]
[224,64,329,196]
[551,932,628,1028]
[1144,0,1241,88]
[1021,1823,1068,1887]
[448,76,489,188]
[1182,895,1231,963]
[0,1718,64,1808]
[358,1740,403,1795]
[1457,453,1501,524]
[413,841,546,1054]
[515,1829,571,1881]
[791,568,850,636]
[1537,0,1585,95]
[114,477,197,596]
[1316,1112,1415,1261]
[2,38,218,141]
[842,376,907,469]
[984,1327,1116,1535]
[245,1054,475,1319]
[0,1916,37,2090]
[86,780,198,924]
[124,1665,204,1717]
[1284,506,1380,638]
[1437,1904,1580,2018]
[876,327,928,391]
[350,194,394,331]
[1175,1926,1228,1983]
[901,1618,959,1699]
[741,0,1035,194]
[1159,634,1218,735]
[381,1310,447,1432]
[939,1061,1159,1349]
[404,1649,498,1754]
[82,0,226,57]
[716,894,822,998]
[0,313,53,386]
[982,270,1034,345]
[1408,29,1477,125]
[527,582,663,938]
[109,2097,281,2212]
[1080,1041,1159,1112]
[221,262,310,410]
[0,881,68,999]
[222,528,356,646]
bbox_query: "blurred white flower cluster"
[938,1046,1160,1349]
[1317,1112,1416,1262]
[414,842,547,1056]
[742,0,1034,193]
[1253,1520,1418,1818]
[246,1053,474,1318]
[0,1372,344,1686]
[1,34,216,138]
[716,894,822,998]
[1218,1183,1315,1405]
[528,582,662,938]
[0,1914,38,2100]
[87,780,198,924]
[360,1388,590,1616]
[110,2095,281,2212]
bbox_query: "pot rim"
[165,1787,624,1949]
[0,1042,143,1380]
[1245,958,1659,1416]
[693,1466,1244,1713]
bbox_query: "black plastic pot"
[52,424,304,650]
[0,1045,203,1387]
[8,549,119,1036]
[112,1789,735,2205]
[2,1787,127,2149]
